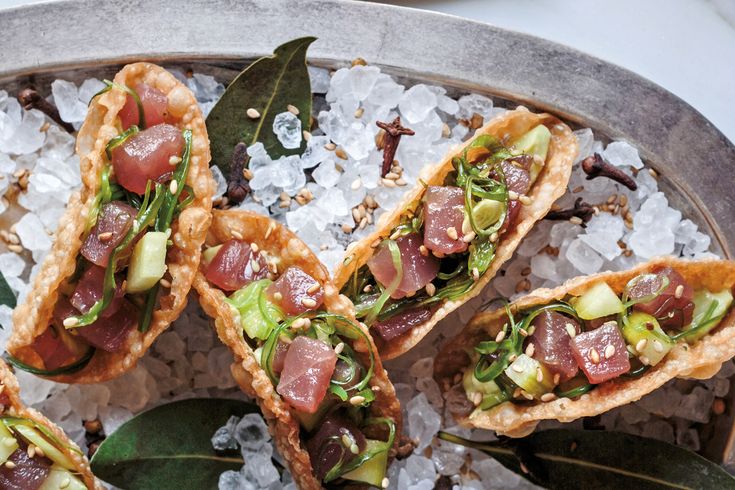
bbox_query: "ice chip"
[51,79,88,123]
[573,128,594,162]
[348,65,381,101]
[308,66,331,94]
[399,84,437,124]
[602,140,644,169]
[406,393,441,451]
[457,93,494,120]
[0,252,26,277]
[272,111,302,149]
[211,165,228,199]
[565,238,603,275]
[312,159,341,188]
[77,79,107,105]
[16,212,52,254]
[234,413,271,452]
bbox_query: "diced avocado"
[39,465,87,490]
[571,282,625,320]
[0,423,18,465]
[462,199,504,235]
[462,368,501,395]
[226,280,282,341]
[622,311,673,366]
[504,354,555,398]
[341,440,388,487]
[511,125,551,182]
[686,289,734,342]
[126,231,168,294]
[12,424,75,470]
[202,245,222,266]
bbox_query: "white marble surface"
[1,0,733,142]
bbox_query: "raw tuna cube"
[527,310,580,382]
[204,239,268,292]
[111,123,184,194]
[367,233,439,299]
[70,265,125,319]
[81,201,136,267]
[570,322,630,384]
[267,266,324,315]
[306,413,367,480]
[629,267,694,330]
[77,299,138,352]
[373,306,434,341]
[501,156,532,194]
[423,186,468,255]
[32,299,86,370]
[271,340,290,375]
[0,443,52,490]
[277,336,337,413]
[119,83,171,130]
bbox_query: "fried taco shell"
[333,108,577,360]
[434,257,735,437]
[194,210,401,490]
[8,62,214,383]
[0,360,100,488]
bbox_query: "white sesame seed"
[4,461,15,469]
[640,356,651,365]
[350,443,359,454]
[569,216,583,225]
[382,477,390,489]
[334,342,345,355]
[159,278,172,288]
[307,283,321,294]
[521,390,534,400]
[324,142,337,151]
[525,343,535,357]
[462,231,476,243]
[541,393,557,402]
[301,297,317,308]
[287,104,299,115]
[495,330,506,343]
[519,195,532,206]
[341,434,353,447]
[553,373,560,384]
[589,348,600,364]
[63,317,79,328]
[27,445,35,458]
[508,190,519,200]
[382,178,397,188]
[536,367,544,382]
[472,267,480,281]
[60,478,71,489]
[425,283,436,297]
[675,284,684,299]
[273,292,283,302]
[636,338,648,353]
[231,230,244,240]
[169,180,178,194]
[349,395,366,406]
[169,155,182,166]
[653,340,664,353]
[604,344,616,359]
[489,232,499,243]
[97,231,114,242]
[246,108,260,119]
[565,323,576,338]
[446,227,458,240]
[419,245,429,256]
[512,363,524,373]
[351,178,362,190]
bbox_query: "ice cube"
[234,413,271,452]
[602,141,644,169]
[365,74,405,109]
[406,393,441,451]
[0,252,25,277]
[565,238,603,274]
[308,66,331,94]
[579,213,625,261]
[530,253,558,281]
[272,111,302,149]
[573,128,594,162]
[404,455,436,483]
[211,165,228,199]
[457,93,494,121]
[399,85,438,124]
[348,65,381,101]
[312,159,341,188]
[299,135,331,169]
[78,79,107,106]
[51,80,88,123]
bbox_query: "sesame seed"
[341,223,353,233]
[472,267,480,281]
[273,292,283,301]
[519,328,528,337]
[463,231,476,243]
[231,230,243,240]
[565,323,576,338]
[250,243,259,253]
[324,142,337,151]
[512,363,524,373]
[307,283,320,294]
[354,107,364,118]
[495,330,506,343]
[334,342,345,355]
[419,245,429,256]
[426,283,436,297]
[527,326,536,336]
[604,344,615,359]
[302,130,312,141]
[519,195,532,206]
[27,445,35,458]
[446,227,458,240]
[648,168,658,178]
[569,216,583,225]
[97,231,114,242]
[521,390,534,400]
[251,260,261,273]
[490,232,499,243]
[525,343,535,357]
[382,178,397,188]
[589,348,600,364]
[382,477,390,489]
[5,461,15,469]
[246,108,260,119]
[159,278,172,288]
[301,297,317,308]
[341,434,353,448]
[675,284,684,299]
[63,317,79,328]
[508,190,519,200]
[349,395,366,406]
[536,367,544,382]
[553,373,561,384]
[60,478,71,489]
[7,244,22,253]
[384,172,400,180]
[335,148,348,160]
[636,338,648,352]
[350,443,359,454]
[168,180,178,194]
[541,393,557,402]
[653,340,664,353]
[351,178,362,190]
[287,104,299,115]
[395,178,407,186]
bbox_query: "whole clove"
[545,197,594,223]
[376,116,414,177]
[581,153,638,191]
[226,142,251,204]
[17,88,76,134]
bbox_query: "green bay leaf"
[206,36,316,176]
[0,270,15,309]
[91,398,259,490]
[439,429,735,489]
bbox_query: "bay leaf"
[0,271,15,309]
[439,429,735,489]
[91,398,259,490]
[206,36,316,176]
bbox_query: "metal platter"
[2,0,734,466]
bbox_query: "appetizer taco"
[335,108,577,359]
[194,210,401,490]
[0,360,99,489]
[7,62,214,383]
[434,257,735,437]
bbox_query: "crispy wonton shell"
[193,210,401,490]
[332,108,578,360]
[434,257,735,437]
[8,63,214,383]
[0,360,101,488]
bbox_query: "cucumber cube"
[686,289,734,342]
[511,124,551,182]
[126,231,168,294]
[504,354,555,398]
[39,465,87,490]
[12,424,75,470]
[622,311,673,366]
[341,440,388,487]
[0,423,18,465]
[571,282,625,320]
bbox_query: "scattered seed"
[519,328,528,337]
[495,330,506,343]
[508,190,519,200]
[525,343,535,357]
[425,283,436,297]
[251,260,261,273]
[334,342,345,355]
[519,195,532,206]
[301,297,317,308]
[7,244,22,253]
[265,223,275,239]
[159,278,172,288]
[354,107,364,118]
[169,155,182,166]
[653,340,664,353]
[541,393,557,402]
[169,179,178,194]
[231,230,243,240]
[341,223,353,233]
[472,267,480,281]
[384,172,400,180]
[489,232,499,243]
[462,231,476,243]
[636,338,648,353]
[382,178,397,188]
[335,148,348,160]
[5,461,16,469]
[675,284,684,299]
[606,194,617,204]
[604,344,615,359]
[287,104,299,115]
[512,363,524,373]
[63,317,79,328]
[589,348,600,364]
[536,367,544,382]
[349,395,366,406]
[246,108,260,119]
[351,178,362,190]
[324,142,337,151]
[553,373,561,384]
[569,216,583,225]
[446,227,458,240]
[382,477,390,489]
[97,231,113,242]
[419,245,429,256]
[648,168,658,179]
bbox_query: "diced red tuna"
[70,265,125,319]
[204,239,268,292]
[277,336,337,413]
[373,306,434,341]
[570,322,630,384]
[306,413,367,480]
[77,299,138,352]
[31,326,81,371]
[367,233,439,299]
[81,201,137,268]
[501,156,532,195]
[423,186,468,255]
[267,266,324,315]
[271,340,290,375]
[629,267,694,330]
[0,443,53,490]
[111,123,184,194]
[119,83,172,130]
[527,310,580,382]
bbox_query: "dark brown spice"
[545,197,594,223]
[581,153,638,191]
[376,117,414,177]
[226,142,251,204]
[17,88,75,134]
[395,433,416,459]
